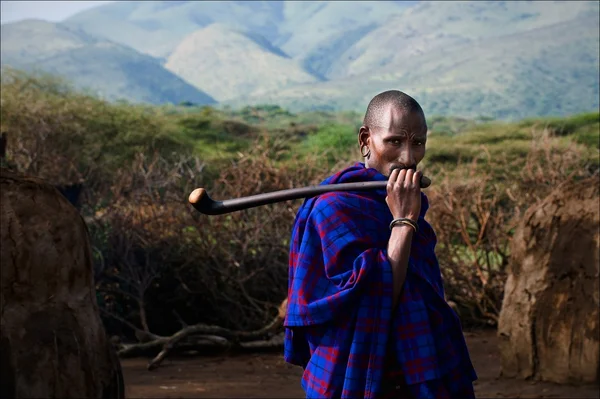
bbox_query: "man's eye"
[414,141,425,146]
[391,139,401,145]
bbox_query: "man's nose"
[398,145,416,167]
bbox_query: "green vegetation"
[0,69,199,184]
[2,72,598,335]
[299,124,359,164]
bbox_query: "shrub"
[3,69,597,335]
[0,67,192,188]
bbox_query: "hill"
[222,3,600,119]
[164,24,320,102]
[0,19,216,106]
[62,1,416,62]
[325,0,596,78]
[62,1,286,60]
[4,1,598,119]
[272,1,418,77]
[0,19,98,66]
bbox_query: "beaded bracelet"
[389,217,418,233]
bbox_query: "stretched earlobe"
[358,126,371,159]
[360,145,371,158]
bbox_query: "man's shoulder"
[294,191,360,225]
[313,191,352,205]
[309,191,369,214]
[301,190,389,230]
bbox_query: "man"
[283,90,477,399]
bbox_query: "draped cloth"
[283,163,477,399]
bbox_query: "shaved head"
[363,90,425,129]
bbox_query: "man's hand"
[385,167,422,221]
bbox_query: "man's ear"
[358,125,370,147]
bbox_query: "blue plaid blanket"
[284,163,477,398]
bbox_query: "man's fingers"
[413,170,423,187]
[390,167,423,191]
[394,169,407,188]
[404,169,415,187]
[387,168,400,191]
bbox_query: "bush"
[424,127,595,326]
[518,112,600,136]
[299,124,358,166]
[89,138,324,336]
[2,69,597,337]
[0,67,193,188]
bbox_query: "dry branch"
[117,305,285,370]
[99,307,164,342]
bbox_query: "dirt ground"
[123,329,599,399]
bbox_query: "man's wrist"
[391,223,416,233]
[389,217,418,233]
[392,214,418,222]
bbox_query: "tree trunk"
[498,177,599,384]
[0,168,125,398]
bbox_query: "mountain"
[326,0,596,79]
[4,1,599,119]
[62,1,417,63]
[221,1,600,119]
[0,19,216,106]
[62,1,286,59]
[273,1,418,77]
[61,1,419,79]
[223,12,599,119]
[164,24,320,102]
[0,19,97,66]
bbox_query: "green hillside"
[326,1,595,78]
[33,43,217,105]
[0,19,216,106]
[62,1,287,59]
[0,19,97,66]
[2,1,598,119]
[62,1,415,60]
[223,12,599,119]
[275,1,416,76]
[164,24,321,102]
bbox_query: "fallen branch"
[99,307,164,342]
[239,332,284,351]
[116,301,286,370]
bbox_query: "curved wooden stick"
[189,175,431,216]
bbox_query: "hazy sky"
[0,1,115,24]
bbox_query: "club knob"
[188,188,206,205]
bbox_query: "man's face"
[358,105,428,177]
